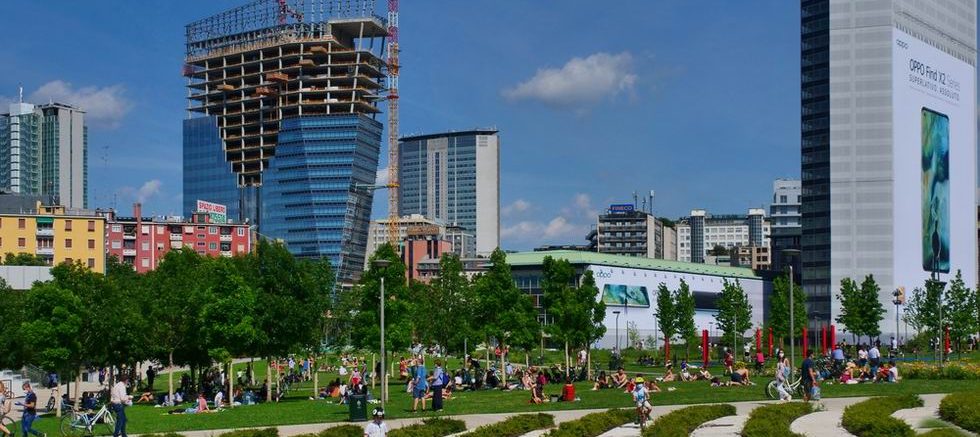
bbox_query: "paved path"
[789,397,864,437]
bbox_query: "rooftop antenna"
[18,84,23,103]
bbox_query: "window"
[780,195,787,203]
[88,258,96,268]
[157,226,164,235]
[209,226,218,235]
[141,258,150,268]
[87,221,96,231]
[196,242,205,247]
[65,239,73,248]
[184,226,193,234]
[209,242,217,250]
[141,242,149,251]
[237,244,245,252]
[197,234,205,239]
[111,224,122,232]
[111,241,121,249]
[65,220,72,231]
[157,243,164,250]
[141,225,150,234]
[18,218,25,229]
[88,239,95,249]
[237,227,246,237]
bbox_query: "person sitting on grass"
[645,379,662,393]
[592,371,610,391]
[530,371,544,404]
[185,393,213,414]
[887,360,899,383]
[136,391,155,404]
[699,368,713,381]
[658,363,676,383]
[214,390,224,409]
[875,362,892,383]
[612,368,629,389]
[729,367,752,386]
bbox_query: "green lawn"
[18,375,980,435]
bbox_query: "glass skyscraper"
[182,116,242,221]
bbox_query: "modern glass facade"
[182,116,242,220]
[262,114,382,285]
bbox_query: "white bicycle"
[60,404,115,437]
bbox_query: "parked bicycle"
[60,404,115,437]
[765,375,804,400]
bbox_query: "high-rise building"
[770,179,801,273]
[676,209,771,264]
[595,204,676,260]
[0,101,87,209]
[398,129,499,255]
[182,0,387,286]
[801,0,976,334]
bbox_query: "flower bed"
[642,404,736,437]
[840,395,922,437]
[902,361,980,380]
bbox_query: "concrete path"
[789,397,865,437]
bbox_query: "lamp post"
[782,249,801,381]
[372,258,391,410]
[613,311,622,355]
[652,312,659,353]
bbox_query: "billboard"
[892,28,976,287]
[196,200,228,224]
[608,204,635,213]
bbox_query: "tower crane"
[385,0,401,246]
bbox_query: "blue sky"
[0,1,805,250]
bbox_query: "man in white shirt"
[110,375,133,437]
[364,408,388,437]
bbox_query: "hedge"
[938,391,980,432]
[919,429,970,437]
[389,418,467,437]
[840,394,922,437]
[461,413,554,437]
[140,434,188,437]
[740,402,812,437]
[642,404,736,437]
[219,428,279,437]
[543,409,633,437]
[305,425,364,437]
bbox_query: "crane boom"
[386,0,400,246]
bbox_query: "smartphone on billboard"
[921,107,950,273]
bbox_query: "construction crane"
[277,0,303,25]
[385,0,401,245]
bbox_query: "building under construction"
[182,0,388,285]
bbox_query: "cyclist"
[632,375,652,426]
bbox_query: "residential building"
[0,202,105,272]
[676,209,771,264]
[595,204,676,260]
[364,214,474,268]
[183,0,387,286]
[398,129,499,256]
[0,101,87,209]
[508,250,768,347]
[416,256,489,283]
[731,246,771,270]
[769,179,801,273]
[801,0,977,334]
[103,203,252,273]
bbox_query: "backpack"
[440,371,450,386]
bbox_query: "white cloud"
[500,194,598,246]
[503,52,637,109]
[27,80,132,128]
[574,193,591,210]
[501,199,532,217]
[136,179,162,202]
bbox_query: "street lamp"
[372,258,391,410]
[652,312,659,352]
[782,248,801,381]
[613,311,622,355]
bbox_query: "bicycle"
[765,375,804,400]
[60,404,115,437]
[0,411,16,437]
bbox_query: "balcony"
[122,234,136,240]
[220,251,233,257]
[122,249,137,257]
[36,247,54,256]
[170,234,182,241]
[220,234,232,242]
[36,228,54,237]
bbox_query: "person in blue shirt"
[430,360,445,411]
[801,351,816,403]
[411,357,428,413]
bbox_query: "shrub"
[389,418,467,437]
[919,429,969,437]
[141,434,187,437]
[310,425,363,437]
[840,395,922,437]
[902,361,980,380]
[543,409,633,437]
[643,404,736,437]
[938,391,980,432]
[739,402,812,437]
[219,428,279,437]
[461,413,554,437]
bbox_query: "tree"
[857,275,886,340]
[577,270,605,379]
[473,248,539,384]
[674,280,698,358]
[351,244,413,354]
[425,254,476,354]
[708,245,729,257]
[942,270,976,348]
[2,252,48,266]
[655,283,676,358]
[542,256,578,375]
[714,279,752,351]
[835,278,862,342]
[769,273,806,346]
[0,278,26,370]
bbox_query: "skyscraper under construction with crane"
[182,0,390,286]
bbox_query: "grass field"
[18,368,980,435]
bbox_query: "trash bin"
[348,394,368,422]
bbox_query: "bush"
[919,429,969,437]
[840,395,922,437]
[308,425,363,437]
[461,413,554,437]
[740,402,812,437]
[389,418,467,437]
[902,361,980,380]
[642,404,736,437]
[938,391,980,432]
[543,409,633,437]
[141,434,187,437]
[219,429,279,437]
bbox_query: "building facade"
[0,203,105,272]
[182,1,387,286]
[769,179,802,273]
[0,102,87,209]
[398,129,499,256]
[508,250,768,348]
[676,209,771,264]
[364,214,475,268]
[595,205,677,260]
[801,0,977,333]
[104,203,252,273]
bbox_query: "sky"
[3,1,806,251]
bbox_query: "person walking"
[430,360,445,411]
[364,407,388,437]
[801,351,816,403]
[776,357,792,401]
[868,343,881,376]
[20,382,43,437]
[146,366,156,391]
[111,375,133,437]
[411,357,428,413]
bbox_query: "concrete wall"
[0,265,52,290]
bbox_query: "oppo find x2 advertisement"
[920,108,950,273]
[601,284,650,307]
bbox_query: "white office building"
[676,209,770,264]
